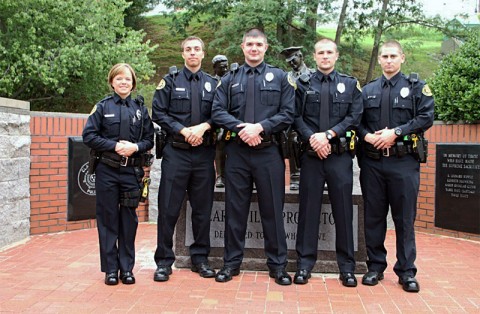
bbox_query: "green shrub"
[429,30,480,123]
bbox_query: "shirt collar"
[184,67,202,81]
[244,62,266,75]
[113,93,132,105]
[382,71,402,87]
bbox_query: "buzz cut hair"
[313,38,338,53]
[242,28,268,45]
[181,36,205,51]
[379,40,404,55]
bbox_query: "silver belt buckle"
[383,148,390,157]
[120,156,129,166]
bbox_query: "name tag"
[176,87,186,91]
[104,114,115,117]
[367,95,377,99]
[232,83,239,88]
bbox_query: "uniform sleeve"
[82,102,118,152]
[358,86,372,141]
[258,71,295,135]
[330,78,363,137]
[151,75,186,134]
[211,74,244,133]
[397,81,434,135]
[293,82,314,141]
[136,106,155,152]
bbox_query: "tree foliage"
[429,30,480,123]
[0,0,157,112]
[124,0,162,29]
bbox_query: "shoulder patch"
[89,105,97,116]
[288,74,297,90]
[422,84,432,96]
[157,79,166,90]
[356,81,362,92]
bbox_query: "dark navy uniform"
[294,70,362,273]
[358,72,434,278]
[152,67,217,267]
[211,62,295,271]
[82,93,154,274]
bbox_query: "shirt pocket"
[333,92,352,117]
[230,83,245,111]
[170,89,190,113]
[201,90,214,116]
[364,95,381,122]
[260,84,281,106]
[304,92,320,118]
[103,115,120,138]
[392,97,413,124]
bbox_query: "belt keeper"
[120,156,129,166]
[382,148,390,157]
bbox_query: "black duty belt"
[100,151,146,168]
[233,134,278,150]
[302,137,354,158]
[363,142,414,159]
[166,131,215,149]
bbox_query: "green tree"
[0,0,157,112]
[429,31,480,123]
[124,0,162,30]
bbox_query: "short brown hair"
[107,63,137,91]
[379,40,403,55]
[313,38,338,53]
[242,28,268,45]
[181,36,205,51]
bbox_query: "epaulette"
[204,72,216,80]
[99,95,113,104]
[338,72,356,80]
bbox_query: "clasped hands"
[237,123,264,146]
[181,122,211,146]
[309,132,331,159]
[115,140,137,157]
[364,127,397,149]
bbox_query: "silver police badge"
[205,81,212,92]
[400,87,410,98]
[136,109,142,120]
[337,83,345,93]
[265,72,274,82]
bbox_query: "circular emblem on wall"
[78,162,96,196]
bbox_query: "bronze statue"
[280,46,314,191]
[212,55,229,188]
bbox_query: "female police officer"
[83,63,154,285]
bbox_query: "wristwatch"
[325,130,334,140]
[394,127,402,136]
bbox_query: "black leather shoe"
[399,276,420,292]
[293,269,311,285]
[191,263,216,278]
[105,272,119,285]
[215,266,240,283]
[361,271,384,286]
[120,271,135,285]
[153,265,172,282]
[339,272,357,287]
[269,269,292,286]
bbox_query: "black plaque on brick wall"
[67,137,96,221]
[435,144,480,234]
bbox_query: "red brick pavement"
[0,223,479,313]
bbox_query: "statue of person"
[212,55,229,188]
[280,46,314,190]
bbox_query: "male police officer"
[152,36,218,282]
[212,55,229,188]
[212,28,295,285]
[358,40,434,293]
[280,46,314,191]
[293,38,362,287]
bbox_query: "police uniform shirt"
[152,67,217,134]
[212,62,295,136]
[294,70,363,142]
[359,72,434,140]
[83,93,154,153]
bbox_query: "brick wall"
[416,122,480,241]
[29,112,148,235]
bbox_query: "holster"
[88,149,100,174]
[413,135,428,163]
[278,130,289,159]
[155,129,167,159]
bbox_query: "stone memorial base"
[174,188,367,273]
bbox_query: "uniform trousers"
[154,143,215,266]
[359,153,419,278]
[296,152,355,272]
[95,162,140,273]
[223,142,287,270]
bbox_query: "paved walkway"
[0,223,479,313]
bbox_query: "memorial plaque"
[185,202,358,251]
[175,190,367,273]
[67,137,96,221]
[435,144,480,234]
